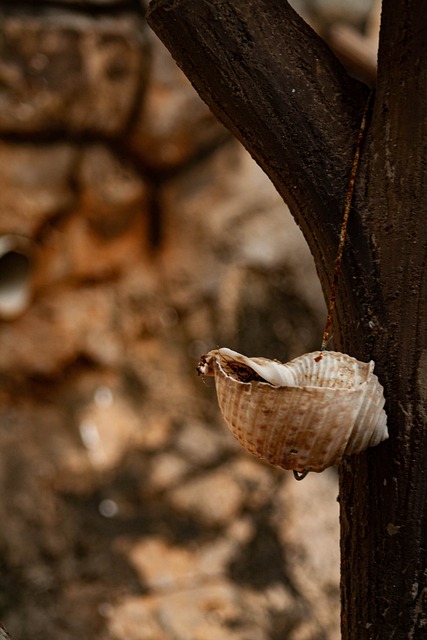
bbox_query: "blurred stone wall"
[0,2,347,639]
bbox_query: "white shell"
[198,348,388,473]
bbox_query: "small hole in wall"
[0,248,32,320]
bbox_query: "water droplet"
[99,499,119,518]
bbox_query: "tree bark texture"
[147,1,427,639]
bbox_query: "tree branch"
[147,0,369,299]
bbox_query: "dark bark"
[340,3,427,638]
[147,1,427,638]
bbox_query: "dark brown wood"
[339,2,427,638]
[147,1,427,638]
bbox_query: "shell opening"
[215,347,374,391]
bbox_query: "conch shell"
[198,348,388,475]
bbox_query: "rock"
[175,420,225,466]
[0,142,77,236]
[0,284,121,375]
[0,142,153,294]
[118,518,254,592]
[37,198,150,287]
[274,469,341,640]
[0,9,148,136]
[162,141,300,271]
[227,457,277,509]
[110,581,270,640]
[108,596,168,640]
[161,140,323,295]
[309,0,372,23]
[196,518,254,577]
[128,31,228,171]
[77,387,143,472]
[121,538,202,591]
[149,452,189,492]
[161,140,325,355]
[77,145,149,239]
[168,466,244,527]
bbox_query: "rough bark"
[147,1,427,638]
[340,2,427,638]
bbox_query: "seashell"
[198,348,388,475]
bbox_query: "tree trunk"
[146,1,427,638]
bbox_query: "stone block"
[0,141,77,236]
[0,9,148,136]
[128,31,227,171]
[77,144,149,238]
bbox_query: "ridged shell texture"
[198,348,388,473]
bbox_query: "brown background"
[0,1,377,638]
